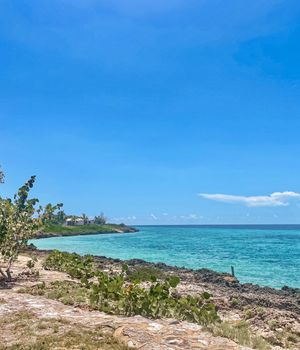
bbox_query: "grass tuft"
[0,311,127,350]
[207,321,270,350]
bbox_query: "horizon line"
[132,223,300,226]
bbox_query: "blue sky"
[1,0,300,224]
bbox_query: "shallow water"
[30,225,300,289]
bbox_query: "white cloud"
[112,216,136,221]
[112,217,124,221]
[180,213,199,220]
[150,213,158,220]
[199,191,300,207]
[188,214,198,219]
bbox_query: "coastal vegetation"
[0,172,135,281]
[20,250,300,350]
[18,251,283,350]
[36,250,220,326]
[126,265,166,282]
[39,223,137,237]
[37,203,136,237]
[36,203,136,237]
[0,175,62,281]
[94,213,107,225]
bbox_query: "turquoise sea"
[30,225,300,289]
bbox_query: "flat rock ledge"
[0,291,251,350]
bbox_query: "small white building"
[75,218,84,226]
[65,218,85,226]
[65,218,73,226]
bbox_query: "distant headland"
[35,223,138,239]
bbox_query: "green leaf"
[168,276,180,288]
[150,275,157,282]
[201,291,211,300]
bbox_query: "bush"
[43,251,220,326]
[126,266,165,282]
[43,250,94,280]
[0,175,62,281]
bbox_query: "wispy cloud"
[127,216,137,220]
[180,213,201,220]
[199,192,300,207]
[150,213,158,220]
[112,215,137,221]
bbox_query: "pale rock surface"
[0,290,251,350]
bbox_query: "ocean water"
[30,225,300,289]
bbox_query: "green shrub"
[43,250,94,280]
[268,319,277,330]
[26,259,36,269]
[244,308,254,320]
[230,297,239,307]
[42,250,220,326]
[126,266,165,282]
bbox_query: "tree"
[94,212,107,225]
[55,209,66,224]
[0,166,4,184]
[42,203,64,225]
[0,176,62,281]
[81,213,88,225]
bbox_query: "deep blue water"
[30,225,300,289]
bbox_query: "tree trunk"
[0,259,13,282]
[5,268,12,282]
[5,258,13,282]
[0,267,10,281]
[0,267,7,280]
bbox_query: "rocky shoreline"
[31,245,300,307]
[27,246,299,349]
[94,256,300,311]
